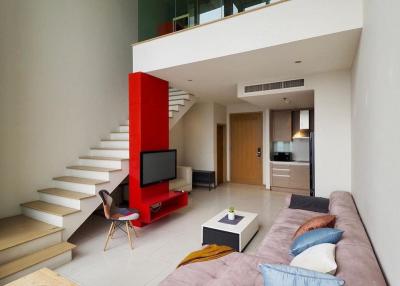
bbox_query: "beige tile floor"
[56,183,287,286]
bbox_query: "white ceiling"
[242,90,314,110]
[150,29,361,106]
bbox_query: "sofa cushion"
[160,252,266,286]
[259,264,344,286]
[290,228,343,256]
[289,194,330,213]
[290,243,337,274]
[293,215,336,239]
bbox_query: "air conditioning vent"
[244,79,304,93]
[263,82,283,90]
[244,84,263,93]
[283,79,304,88]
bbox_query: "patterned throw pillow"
[293,215,336,239]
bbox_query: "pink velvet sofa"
[160,191,387,286]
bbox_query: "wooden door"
[217,125,225,185]
[230,112,263,185]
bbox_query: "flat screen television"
[140,150,177,187]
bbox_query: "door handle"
[257,147,262,158]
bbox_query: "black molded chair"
[99,190,140,251]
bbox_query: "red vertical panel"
[129,72,186,227]
[129,73,143,218]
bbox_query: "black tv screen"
[140,150,177,187]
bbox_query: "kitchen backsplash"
[272,139,309,161]
[292,138,309,161]
[273,141,291,152]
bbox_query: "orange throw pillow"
[293,215,336,240]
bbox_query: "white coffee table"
[201,209,259,252]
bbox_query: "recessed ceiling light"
[294,60,302,64]
[282,97,291,104]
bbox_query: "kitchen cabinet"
[271,110,292,142]
[270,164,290,188]
[270,163,310,193]
[289,165,310,190]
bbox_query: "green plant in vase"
[228,207,235,220]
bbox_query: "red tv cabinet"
[129,72,188,227]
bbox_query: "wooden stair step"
[79,156,128,161]
[66,166,121,172]
[0,242,75,280]
[5,267,77,286]
[20,201,80,217]
[0,216,62,252]
[38,188,95,200]
[53,176,109,185]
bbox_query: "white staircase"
[20,121,130,241]
[169,87,196,129]
[0,121,130,285]
[1,87,193,284]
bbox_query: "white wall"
[308,71,352,197]
[181,103,215,171]
[351,1,400,284]
[0,0,138,218]
[226,103,271,188]
[169,102,227,184]
[169,119,185,165]
[132,0,362,72]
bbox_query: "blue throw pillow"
[291,228,343,256]
[259,264,345,286]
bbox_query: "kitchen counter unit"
[270,161,310,166]
[270,161,310,195]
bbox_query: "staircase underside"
[168,87,196,129]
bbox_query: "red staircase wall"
[129,72,188,227]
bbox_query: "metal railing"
[138,0,277,42]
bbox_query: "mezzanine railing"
[138,0,286,42]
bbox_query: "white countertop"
[270,161,310,166]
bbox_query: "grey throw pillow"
[289,194,330,213]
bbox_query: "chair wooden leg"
[126,221,133,250]
[129,221,138,237]
[110,222,117,239]
[104,222,115,251]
